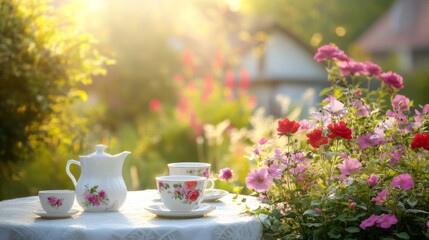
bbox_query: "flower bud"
[367,174,379,187]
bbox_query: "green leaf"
[345,227,360,233]
[337,213,347,222]
[405,209,429,215]
[406,199,418,208]
[395,232,410,240]
[303,223,323,227]
[303,209,320,217]
[273,178,282,185]
[397,201,405,210]
[283,211,298,218]
[357,204,367,210]
[327,229,342,239]
[90,185,98,194]
[313,228,326,240]
[271,210,282,219]
[319,87,332,97]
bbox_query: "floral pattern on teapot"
[82,184,110,208]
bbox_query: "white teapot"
[66,144,131,212]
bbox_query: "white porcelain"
[168,162,214,189]
[144,204,215,218]
[38,190,75,214]
[66,144,131,212]
[156,175,206,211]
[203,189,229,202]
[33,209,79,219]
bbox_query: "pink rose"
[47,196,57,205]
[87,194,97,204]
[99,190,106,199]
[186,189,200,202]
[55,199,62,207]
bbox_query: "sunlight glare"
[224,0,241,11]
[335,26,346,37]
[87,0,102,11]
[310,33,322,47]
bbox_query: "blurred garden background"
[1,0,429,200]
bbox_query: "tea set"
[33,144,228,219]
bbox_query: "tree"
[0,0,111,194]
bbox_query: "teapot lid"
[88,144,112,157]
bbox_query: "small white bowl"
[38,190,75,214]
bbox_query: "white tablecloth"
[0,190,262,240]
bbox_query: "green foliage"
[402,69,429,108]
[0,0,110,199]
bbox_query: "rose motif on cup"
[158,181,170,190]
[186,168,209,178]
[47,196,64,208]
[159,181,202,204]
[82,184,110,208]
[186,189,200,202]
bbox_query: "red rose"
[411,133,429,150]
[186,189,200,201]
[327,121,352,140]
[277,118,300,136]
[306,128,329,149]
[185,181,197,189]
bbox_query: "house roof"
[356,0,429,53]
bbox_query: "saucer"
[203,189,228,202]
[33,209,79,219]
[144,204,215,219]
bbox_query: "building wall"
[240,29,327,117]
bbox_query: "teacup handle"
[66,159,80,186]
[205,178,214,189]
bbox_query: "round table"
[0,190,262,240]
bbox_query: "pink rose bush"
[245,44,429,239]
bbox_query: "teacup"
[38,190,75,214]
[168,162,214,189]
[156,175,206,211]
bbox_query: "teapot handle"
[66,160,80,186]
